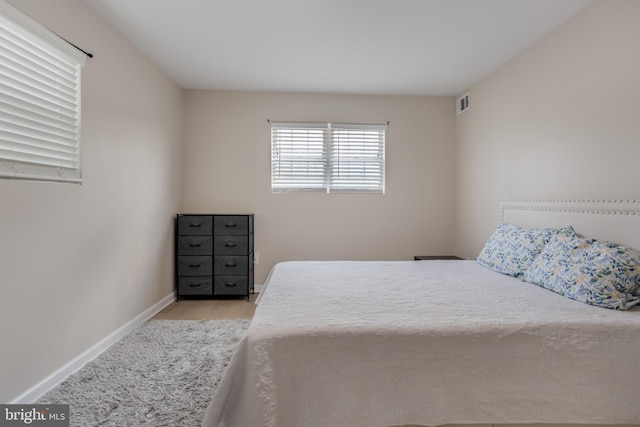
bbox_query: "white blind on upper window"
[271,122,386,193]
[0,1,86,183]
[329,123,385,193]
[271,123,328,191]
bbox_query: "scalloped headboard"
[499,199,640,251]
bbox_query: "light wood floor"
[153,294,258,320]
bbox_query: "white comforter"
[202,261,640,427]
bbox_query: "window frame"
[0,0,86,183]
[271,121,386,194]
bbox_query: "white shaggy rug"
[38,319,250,427]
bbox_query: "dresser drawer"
[178,215,212,236]
[214,276,248,296]
[214,256,249,275]
[214,216,249,236]
[177,256,213,276]
[178,277,213,296]
[214,236,248,255]
[178,236,213,255]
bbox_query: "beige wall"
[454,0,640,259]
[184,91,456,283]
[0,0,184,402]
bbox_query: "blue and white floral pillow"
[523,232,640,310]
[477,222,562,279]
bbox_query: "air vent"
[456,92,470,115]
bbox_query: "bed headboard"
[499,199,640,251]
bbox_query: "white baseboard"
[11,292,176,404]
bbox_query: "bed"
[202,199,640,427]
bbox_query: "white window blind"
[271,122,386,193]
[0,1,86,183]
[329,123,385,193]
[271,123,328,191]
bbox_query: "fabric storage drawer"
[175,213,254,300]
[178,236,213,255]
[214,216,249,236]
[214,276,248,296]
[214,256,248,275]
[214,236,248,255]
[178,215,212,236]
[177,256,213,276]
[178,277,213,296]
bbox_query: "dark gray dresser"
[175,214,254,301]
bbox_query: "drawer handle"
[189,224,202,228]
[225,262,237,267]
[225,283,237,287]
[225,223,237,228]
[189,283,203,288]
[189,244,202,248]
[189,264,201,268]
[224,242,237,248]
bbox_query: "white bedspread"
[202,261,640,427]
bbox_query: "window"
[0,1,86,183]
[271,122,386,193]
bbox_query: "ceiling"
[84,0,593,96]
